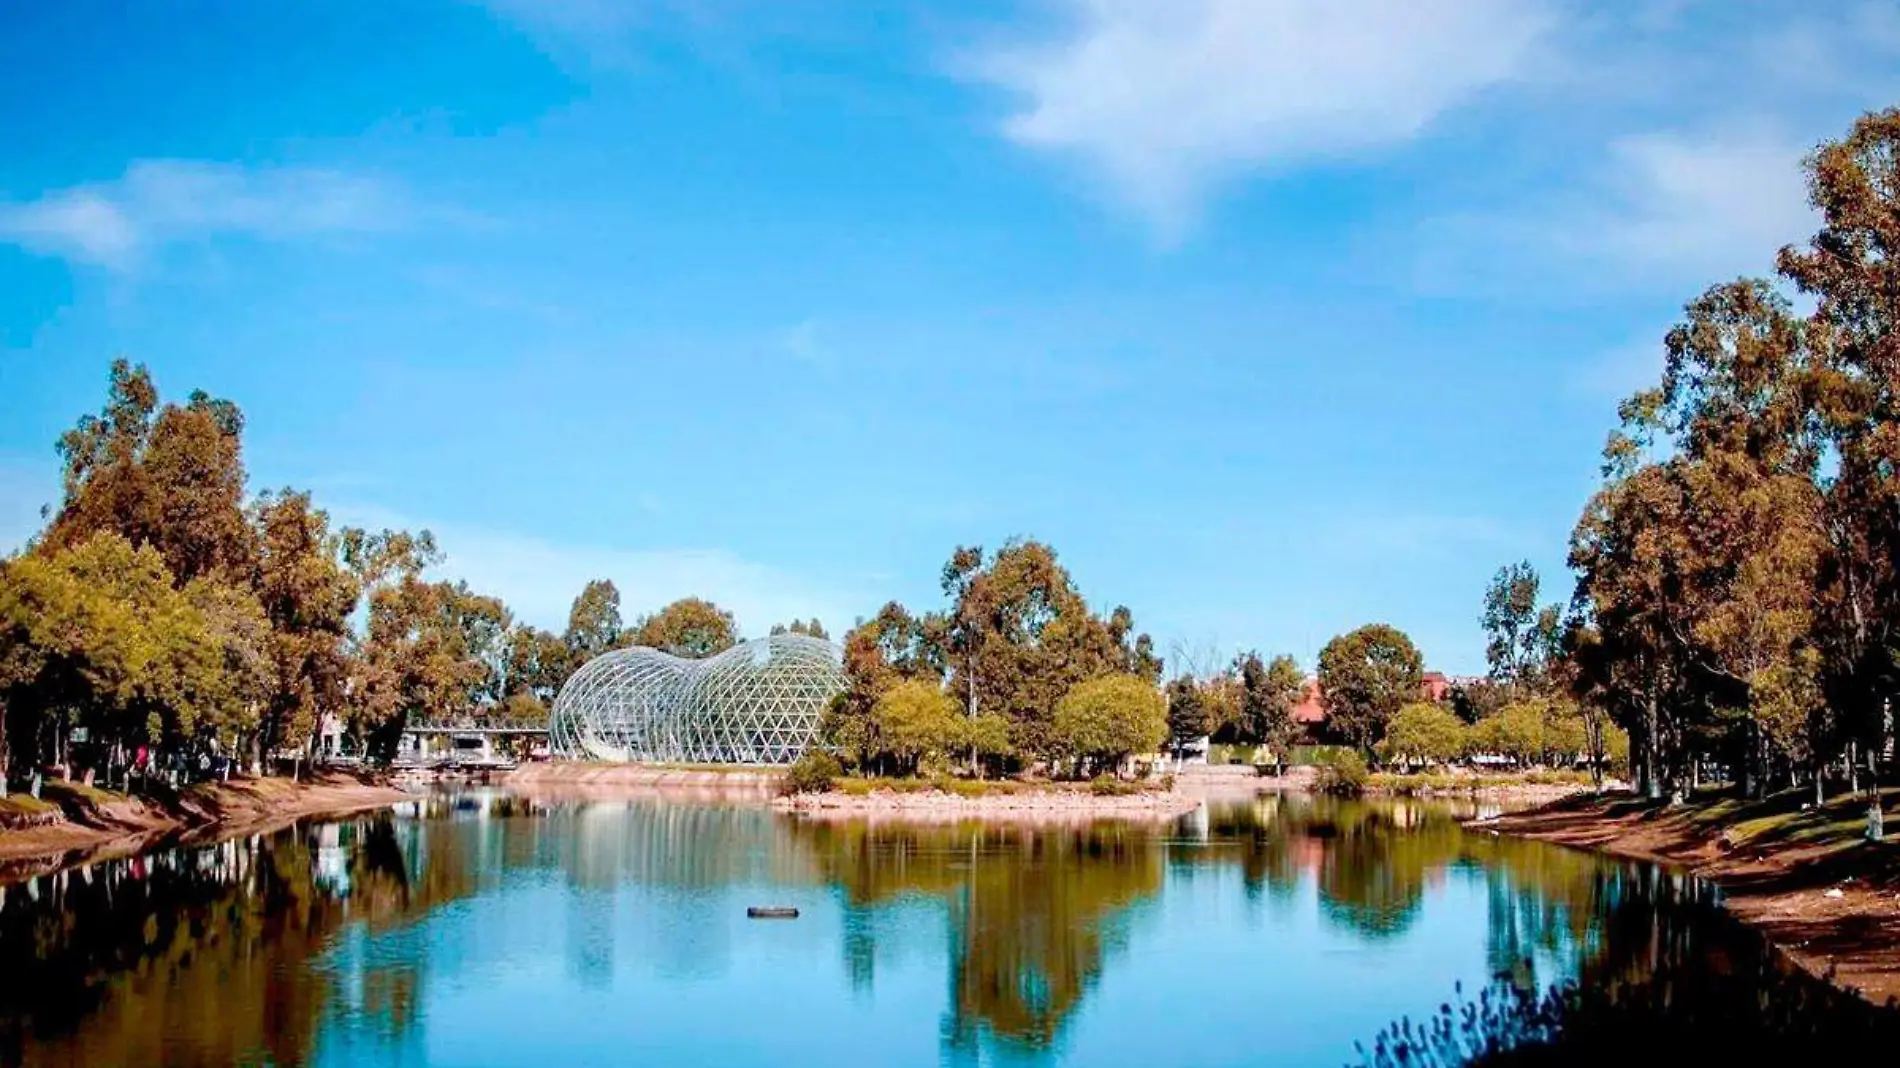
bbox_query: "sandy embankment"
[507,762,1204,821]
[773,787,1203,823]
[0,773,417,877]
[1474,791,1900,1007]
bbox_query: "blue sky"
[3,0,1897,674]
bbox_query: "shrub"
[1090,774,1142,796]
[1380,702,1469,767]
[1055,675,1168,773]
[1314,749,1369,795]
[782,750,843,795]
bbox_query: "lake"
[0,792,1802,1066]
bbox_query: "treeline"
[1563,107,1900,802]
[0,363,787,793]
[1163,566,1628,780]
[817,540,1168,778]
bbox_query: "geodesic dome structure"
[549,632,847,764]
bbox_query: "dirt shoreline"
[0,773,417,881]
[1473,791,1900,1007]
[772,788,1203,822]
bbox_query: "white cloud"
[330,504,868,638]
[474,0,712,71]
[1561,127,1817,280]
[1419,124,1819,294]
[968,0,1556,236]
[0,160,420,270]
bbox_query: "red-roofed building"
[1289,671,1471,736]
[1292,679,1328,725]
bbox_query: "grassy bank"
[1478,788,1900,1006]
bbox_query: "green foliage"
[0,361,780,788]
[1312,748,1369,795]
[0,533,270,760]
[873,680,963,774]
[1237,652,1307,762]
[831,542,1162,770]
[1165,676,1209,749]
[938,540,1164,757]
[628,596,737,658]
[1054,674,1167,773]
[1481,562,1562,690]
[782,749,843,795]
[1089,774,1142,796]
[1317,624,1424,753]
[563,579,622,660]
[1380,703,1469,767]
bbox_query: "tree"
[872,680,962,775]
[1381,703,1468,768]
[1474,703,1551,767]
[771,618,829,640]
[1240,652,1307,771]
[1448,677,1511,724]
[1316,624,1424,755]
[1165,676,1209,756]
[0,533,267,780]
[629,597,736,658]
[250,491,358,762]
[823,602,943,772]
[504,624,571,707]
[1573,280,1827,799]
[1481,562,1560,692]
[1053,674,1167,776]
[44,362,254,587]
[353,577,497,760]
[563,579,622,660]
[938,540,1160,760]
[1777,107,1900,811]
[962,712,1014,779]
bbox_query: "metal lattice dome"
[549,633,847,764]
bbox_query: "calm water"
[0,793,1771,1067]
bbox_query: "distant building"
[1291,670,1470,733]
[1292,679,1328,726]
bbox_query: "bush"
[1380,702,1469,767]
[1090,774,1142,796]
[1055,675,1168,773]
[1313,749,1369,795]
[782,750,843,795]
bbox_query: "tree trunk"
[1640,694,1662,800]
[1867,744,1884,843]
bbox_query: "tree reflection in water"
[0,791,1843,1067]
[790,819,1162,1056]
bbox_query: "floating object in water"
[747,906,799,919]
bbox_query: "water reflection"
[0,793,1797,1067]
